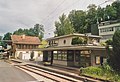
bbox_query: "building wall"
[48,36,100,47]
[91,50,107,66]
[100,34,113,42]
[57,36,73,46]
[98,22,120,42]
[43,49,107,67]
[15,50,38,60]
[53,60,67,66]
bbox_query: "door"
[74,50,80,67]
[67,50,74,67]
[19,52,22,59]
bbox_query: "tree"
[2,32,12,48]
[0,36,2,46]
[104,5,117,20]
[108,30,120,71]
[68,10,86,33]
[86,4,97,33]
[55,14,74,36]
[105,39,113,45]
[3,32,12,40]
[13,28,25,35]
[112,0,120,19]
[97,7,105,22]
[13,24,44,40]
[30,51,34,61]
[33,24,44,40]
[71,37,86,45]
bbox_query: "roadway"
[0,60,36,82]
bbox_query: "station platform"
[8,59,80,74]
[7,59,103,82]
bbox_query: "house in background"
[98,20,120,42]
[11,35,41,60]
[41,33,108,67]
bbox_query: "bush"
[80,65,120,81]
[110,30,120,72]
[100,42,106,46]
[30,51,34,61]
[105,39,112,45]
[71,37,86,45]
[81,66,103,76]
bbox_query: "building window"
[58,53,61,60]
[63,40,66,44]
[100,27,114,33]
[17,45,20,49]
[53,51,67,61]
[53,51,57,60]
[26,51,29,53]
[30,45,32,49]
[61,51,67,60]
[19,45,21,49]
[34,45,37,49]
[21,44,24,49]
[26,45,29,49]
[49,41,51,45]
[95,56,100,65]
[24,45,26,49]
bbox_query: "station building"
[41,33,108,67]
[11,35,41,60]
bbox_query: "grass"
[80,64,120,82]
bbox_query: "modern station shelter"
[41,33,108,67]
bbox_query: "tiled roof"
[11,35,41,45]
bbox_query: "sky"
[0,0,113,38]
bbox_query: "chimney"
[22,35,25,39]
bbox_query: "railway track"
[16,65,82,82]
[7,59,103,82]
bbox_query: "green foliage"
[2,32,12,48]
[100,42,106,46]
[105,5,117,20]
[81,66,103,76]
[39,40,47,48]
[3,32,12,40]
[30,51,34,60]
[34,24,44,40]
[55,14,74,36]
[13,24,44,40]
[71,37,86,45]
[97,7,105,22]
[55,2,120,36]
[105,39,113,45]
[0,36,2,40]
[109,30,120,72]
[68,10,86,33]
[81,64,120,81]
[0,36,2,46]
[112,0,120,19]
[13,28,25,35]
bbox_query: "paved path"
[0,60,36,82]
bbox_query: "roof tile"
[11,35,41,45]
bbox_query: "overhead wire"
[43,0,86,34]
[41,0,66,23]
[42,0,81,24]
[43,0,82,31]
[44,0,113,36]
